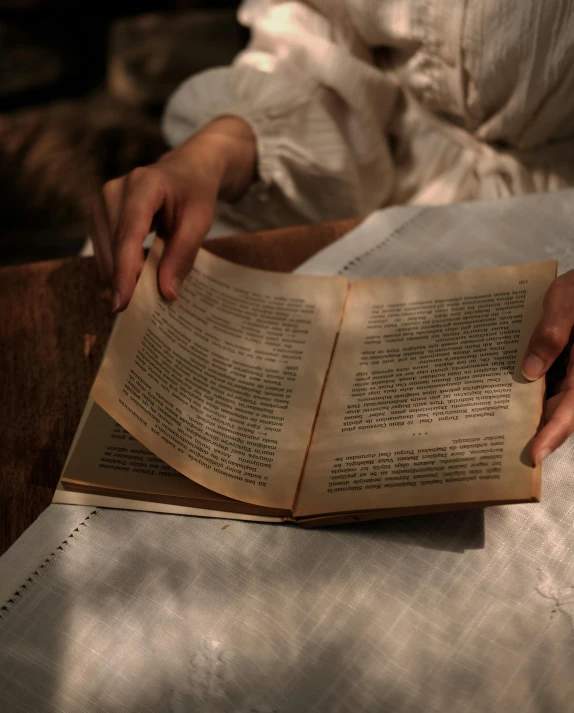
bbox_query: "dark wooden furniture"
[0,219,359,554]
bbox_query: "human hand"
[521,270,574,465]
[90,116,256,312]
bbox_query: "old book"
[56,239,556,526]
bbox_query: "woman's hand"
[90,117,256,312]
[521,270,574,465]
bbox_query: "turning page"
[91,239,348,511]
[295,262,556,518]
[61,400,287,516]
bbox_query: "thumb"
[521,277,574,381]
[158,201,214,301]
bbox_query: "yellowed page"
[53,482,284,523]
[61,400,288,516]
[295,262,556,518]
[91,239,348,510]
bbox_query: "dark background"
[0,0,244,263]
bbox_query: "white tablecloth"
[2,190,574,712]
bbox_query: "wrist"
[175,117,257,200]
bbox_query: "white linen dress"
[162,0,574,229]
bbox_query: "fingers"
[522,273,574,464]
[89,194,113,280]
[521,272,574,380]
[91,153,219,310]
[113,167,166,311]
[531,388,574,465]
[90,177,125,282]
[531,348,574,464]
[102,177,125,242]
[543,392,562,422]
[158,202,214,300]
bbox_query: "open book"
[57,238,556,526]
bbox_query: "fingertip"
[169,276,182,300]
[112,270,136,313]
[158,244,193,301]
[111,290,122,314]
[533,446,552,467]
[521,352,545,381]
[158,268,182,301]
